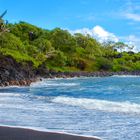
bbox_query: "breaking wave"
[31,80,79,88]
[112,75,140,77]
[52,96,140,114]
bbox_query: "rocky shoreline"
[1,70,140,87]
[1,54,140,87]
[0,54,36,87]
[43,71,140,78]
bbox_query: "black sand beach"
[0,126,101,140]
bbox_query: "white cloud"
[124,13,140,22]
[70,25,119,43]
[120,35,140,52]
[69,25,140,52]
[92,26,119,42]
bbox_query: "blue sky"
[1,0,140,50]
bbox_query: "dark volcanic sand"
[0,126,101,140]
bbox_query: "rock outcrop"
[0,54,36,86]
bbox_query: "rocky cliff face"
[0,54,36,86]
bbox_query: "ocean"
[0,76,140,140]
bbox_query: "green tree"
[33,37,53,53]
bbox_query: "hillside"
[1,22,140,72]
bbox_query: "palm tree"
[0,10,9,35]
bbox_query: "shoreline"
[0,125,101,140]
[1,53,140,87]
[1,71,140,87]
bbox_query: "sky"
[1,0,140,51]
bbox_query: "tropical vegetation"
[0,21,140,72]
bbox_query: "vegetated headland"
[1,19,140,86]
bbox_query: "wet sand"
[0,126,101,140]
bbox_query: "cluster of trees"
[0,21,140,72]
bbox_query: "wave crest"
[52,97,140,114]
[31,81,79,88]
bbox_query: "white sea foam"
[47,77,80,80]
[0,92,21,97]
[112,75,140,78]
[52,97,140,114]
[31,81,79,87]
[0,85,22,89]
